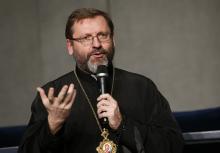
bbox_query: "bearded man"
[18,8,184,153]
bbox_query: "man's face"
[67,16,115,73]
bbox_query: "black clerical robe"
[18,66,184,153]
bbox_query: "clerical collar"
[75,64,114,82]
[75,64,114,94]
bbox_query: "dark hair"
[65,8,114,39]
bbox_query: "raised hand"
[37,84,76,134]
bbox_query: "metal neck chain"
[73,67,115,133]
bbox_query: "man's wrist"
[47,116,63,135]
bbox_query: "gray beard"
[74,45,114,74]
[87,56,108,73]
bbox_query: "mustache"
[89,48,108,56]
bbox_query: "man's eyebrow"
[84,31,109,35]
[80,33,92,37]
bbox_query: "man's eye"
[83,36,92,41]
[99,33,107,39]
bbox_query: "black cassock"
[18,65,184,153]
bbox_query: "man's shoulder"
[42,71,75,89]
[53,71,75,82]
[115,67,155,85]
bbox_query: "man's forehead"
[75,16,107,26]
[72,16,110,34]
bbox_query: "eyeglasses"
[71,32,111,46]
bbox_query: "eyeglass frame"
[69,32,112,46]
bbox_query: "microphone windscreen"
[96,65,108,78]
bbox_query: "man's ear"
[66,39,74,55]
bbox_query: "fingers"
[97,95,115,119]
[97,99,109,108]
[97,96,122,130]
[97,104,109,114]
[57,85,69,102]
[62,84,76,107]
[97,93,112,101]
[37,87,49,107]
[97,94,115,107]
[48,87,54,102]
[37,84,76,107]
[97,105,108,119]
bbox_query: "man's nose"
[92,37,101,48]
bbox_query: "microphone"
[96,65,109,125]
